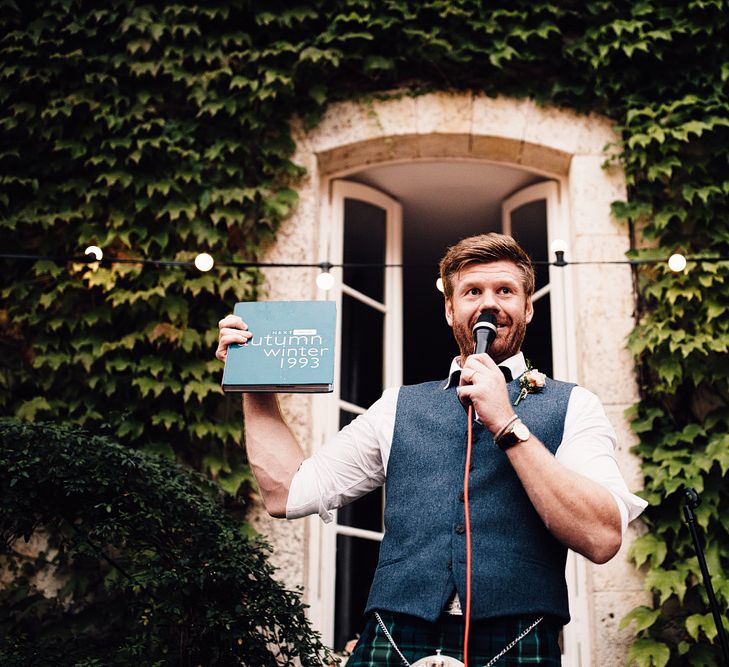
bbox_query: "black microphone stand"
[682,487,729,665]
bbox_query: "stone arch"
[300,92,616,176]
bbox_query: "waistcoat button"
[455,524,465,534]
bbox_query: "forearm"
[506,437,622,563]
[243,394,305,518]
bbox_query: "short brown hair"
[438,233,535,298]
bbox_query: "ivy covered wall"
[1,1,728,664]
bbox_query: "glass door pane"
[334,534,382,650]
[339,293,384,408]
[505,195,552,377]
[502,181,560,379]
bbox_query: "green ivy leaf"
[645,568,687,605]
[620,606,662,632]
[631,407,663,434]
[363,55,394,71]
[627,638,670,667]
[15,397,52,421]
[685,613,718,641]
[705,435,729,475]
[629,533,668,569]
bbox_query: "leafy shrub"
[0,420,332,666]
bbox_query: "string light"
[194,252,214,272]
[84,245,103,261]
[316,262,335,291]
[436,277,445,293]
[668,253,687,272]
[2,252,729,273]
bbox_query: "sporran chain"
[373,612,543,667]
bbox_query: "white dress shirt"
[287,352,647,533]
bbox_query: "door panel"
[324,180,402,650]
[502,180,586,667]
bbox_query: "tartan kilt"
[346,611,562,666]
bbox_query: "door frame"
[307,179,403,647]
[308,169,589,666]
[502,180,588,666]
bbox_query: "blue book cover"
[222,300,336,393]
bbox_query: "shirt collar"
[443,351,527,389]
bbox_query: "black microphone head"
[472,312,497,354]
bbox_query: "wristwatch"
[495,418,530,449]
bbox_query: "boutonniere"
[514,363,546,406]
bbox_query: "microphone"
[473,312,497,355]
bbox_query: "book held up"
[222,300,336,393]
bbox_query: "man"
[216,233,646,666]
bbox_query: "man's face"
[444,261,534,365]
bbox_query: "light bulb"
[550,239,568,255]
[84,245,103,261]
[436,277,444,293]
[194,252,214,272]
[316,271,335,291]
[668,253,687,272]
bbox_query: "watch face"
[496,419,530,449]
[513,421,530,441]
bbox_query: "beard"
[453,313,528,364]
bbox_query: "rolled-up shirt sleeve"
[556,386,648,535]
[286,387,398,522]
[287,379,648,530]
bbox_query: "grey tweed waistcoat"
[365,376,575,623]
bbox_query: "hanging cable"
[2,252,729,270]
[463,404,475,667]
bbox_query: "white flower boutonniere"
[514,364,546,406]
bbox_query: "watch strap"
[495,418,530,450]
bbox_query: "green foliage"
[0,1,280,491]
[2,0,729,662]
[615,14,729,650]
[0,421,332,665]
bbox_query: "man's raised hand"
[216,315,252,362]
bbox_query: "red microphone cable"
[463,313,496,665]
[463,404,475,667]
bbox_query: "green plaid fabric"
[346,612,562,666]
